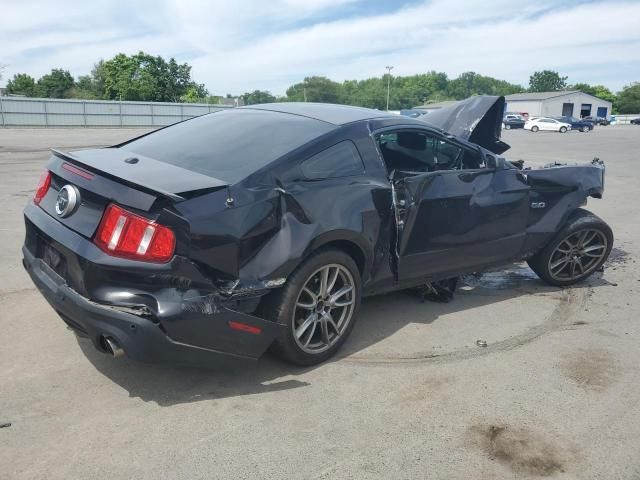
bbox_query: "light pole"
[385,66,394,111]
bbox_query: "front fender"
[520,160,605,254]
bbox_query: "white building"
[505,91,612,119]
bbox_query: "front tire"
[505,124,511,130]
[263,248,361,365]
[559,126,568,133]
[527,209,613,287]
[531,126,539,132]
[581,126,589,132]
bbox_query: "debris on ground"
[0,422,11,428]
[415,278,459,303]
[476,340,488,347]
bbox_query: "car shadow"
[77,262,617,406]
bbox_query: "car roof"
[240,102,396,125]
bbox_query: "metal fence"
[0,96,232,127]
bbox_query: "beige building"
[504,91,612,119]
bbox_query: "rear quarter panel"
[174,121,396,292]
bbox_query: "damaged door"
[393,156,530,282]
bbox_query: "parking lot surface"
[1,126,640,479]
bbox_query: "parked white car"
[524,117,572,133]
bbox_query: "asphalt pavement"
[1,125,639,479]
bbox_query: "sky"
[1,0,640,95]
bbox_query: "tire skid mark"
[342,287,588,366]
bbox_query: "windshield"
[120,109,336,183]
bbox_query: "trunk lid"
[39,148,228,239]
[423,95,510,154]
[55,148,228,199]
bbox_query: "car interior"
[376,130,484,174]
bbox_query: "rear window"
[120,109,336,183]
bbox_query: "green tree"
[395,71,450,106]
[101,52,203,102]
[280,70,524,110]
[528,70,568,92]
[242,90,276,105]
[286,76,343,103]
[180,84,209,103]
[447,72,486,99]
[75,75,94,92]
[446,72,524,99]
[89,60,107,97]
[6,73,37,96]
[341,77,386,109]
[102,53,151,100]
[616,83,640,114]
[35,69,74,98]
[66,74,100,99]
[68,62,107,99]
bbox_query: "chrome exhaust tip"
[102,336,125,358]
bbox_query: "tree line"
[3,53,639,113]
[4,52,213,104]
[246,71,638,114]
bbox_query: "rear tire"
[262,248,361,366]
[531,126,539,132]
[581,126,589,132]
[527,209,613,287]
[559,126,567,133]
[505,124,511,130]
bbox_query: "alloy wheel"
[292,264,356,354]
[547,229,608,281]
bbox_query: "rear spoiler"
[51,149,228,202]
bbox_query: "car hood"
[423,96,510,154]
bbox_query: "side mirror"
[486,155,497,170]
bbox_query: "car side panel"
[519,162,605,256]
[394,167,530,280]
[174,122,397,296]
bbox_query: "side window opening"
[300,140,365,180]
[376,131,437,173]
[376,130,485,174]
[460,145,484,170]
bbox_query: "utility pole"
[303,87,307,102]
[385,66,394,111]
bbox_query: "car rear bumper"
[22,204,284,366]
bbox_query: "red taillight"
[33,170,52,205]
[94,204,176,263]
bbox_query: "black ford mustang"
[23,97,613,366]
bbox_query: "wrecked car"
[22,97,613,366]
